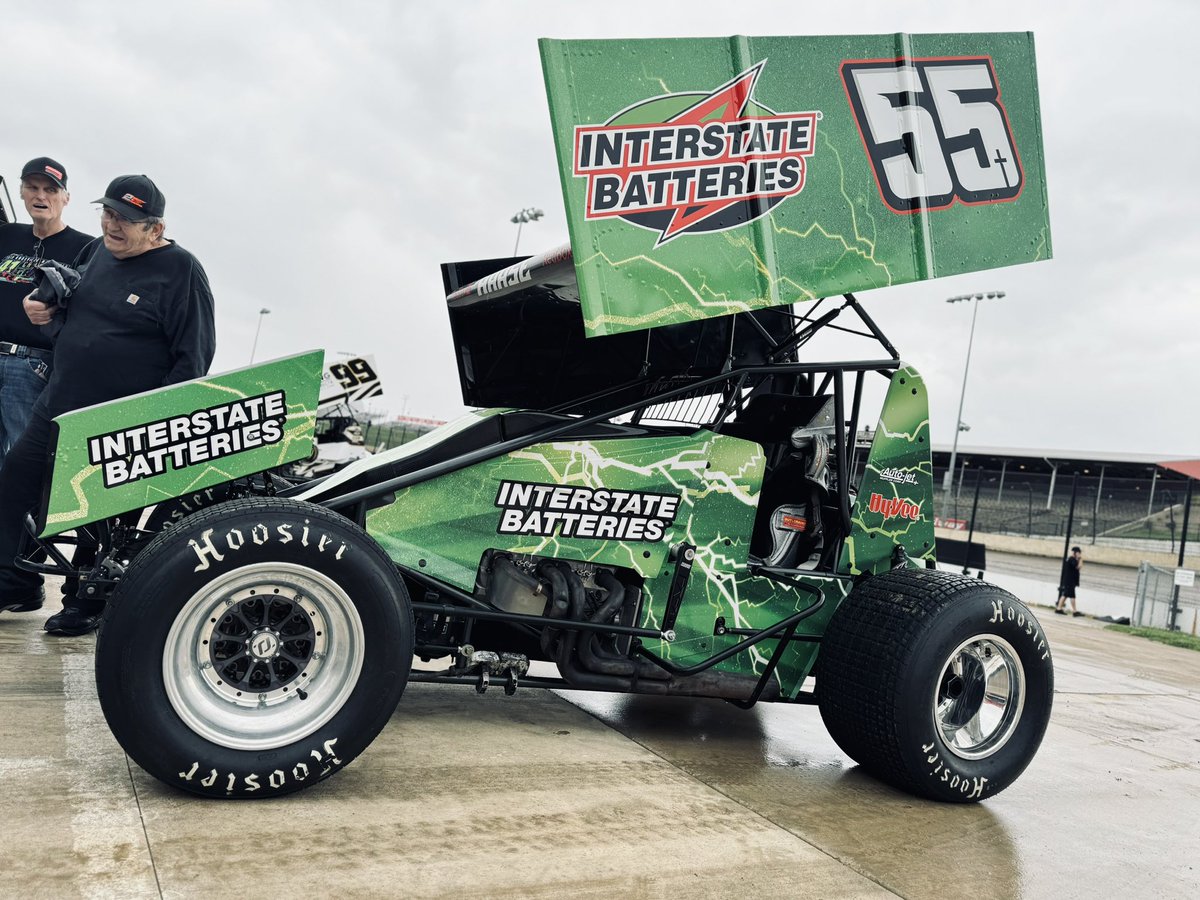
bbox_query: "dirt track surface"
[986,549,1139,596]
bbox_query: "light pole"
[249,307,271,363]
[511,207,543,255]
[0,175,16,224]
[941,291,1005,521]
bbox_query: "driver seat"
[747,396,836,569]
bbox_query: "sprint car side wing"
[40,351,323,537]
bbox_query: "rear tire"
[817,568,1052,802]
[96,497,412,798]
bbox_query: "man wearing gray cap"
[0,174,215,635]
[0,157,92,466]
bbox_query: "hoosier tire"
[817,568,1053,802]
[95,497,413,799]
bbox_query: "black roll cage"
[317,294,899,526]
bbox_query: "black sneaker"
[44,606,104,636]
[1073,611,1084,618]
[1054,608,1066,615]
[0,586,45,614]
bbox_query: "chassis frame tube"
[314,357,899,515]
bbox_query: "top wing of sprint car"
[45,32,1054,805]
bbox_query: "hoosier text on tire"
[95,497,413,799]
[816,568,1053,802]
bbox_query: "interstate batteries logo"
[572,62,820,245]
[88,391,287,488]
[495,480,680,542]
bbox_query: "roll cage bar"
[315,293,899,528]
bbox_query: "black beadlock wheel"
[817,568,1053,802]
[95,497,413,799]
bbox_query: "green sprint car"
[21,31,1054,802]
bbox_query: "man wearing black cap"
[0,174,215,635]
[0,158,92,466]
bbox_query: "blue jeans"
[0,402,52,597]
[0,352,51,469]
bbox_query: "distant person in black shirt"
[0,157,93,466]
[0,175,215,635]
[1055,546,1083,616]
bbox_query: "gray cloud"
[3,0,1196,456]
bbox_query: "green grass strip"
[1105,624,1200,652]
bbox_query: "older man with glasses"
[0,158,93,467]
[0,174,216,635]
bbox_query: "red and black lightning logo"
[573,62,820,245]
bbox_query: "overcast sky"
[3,0,1196,457]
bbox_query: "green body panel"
[639,553,850,700]
[540,33,1051,337]
[362,419,890,697]
[840,365,936,574]
[43,351,322,536]
[366,430,765,591]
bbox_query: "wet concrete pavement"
[2,575,1198,899]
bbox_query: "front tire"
[817,568,1053,802]
[96,497,413,798]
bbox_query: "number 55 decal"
[842,57,1023,213]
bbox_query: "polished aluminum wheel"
[163,562,365,750]
[934,634,1025,760]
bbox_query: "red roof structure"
[1159,460,1200,480]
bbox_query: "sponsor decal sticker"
[879,466,918,485]
[88,391,288,488]
[320,355,382,406]
[573,61,820,245]
[495,479,681,541]
[868,492,921,521]
[475,260,532,296]
[934,516,967,530]
[122,192,146,208]
[841,56,1023,213]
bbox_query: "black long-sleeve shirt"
[0,223,93,350]
[39,238,215,416]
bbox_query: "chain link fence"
[1132,563,1200,633]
